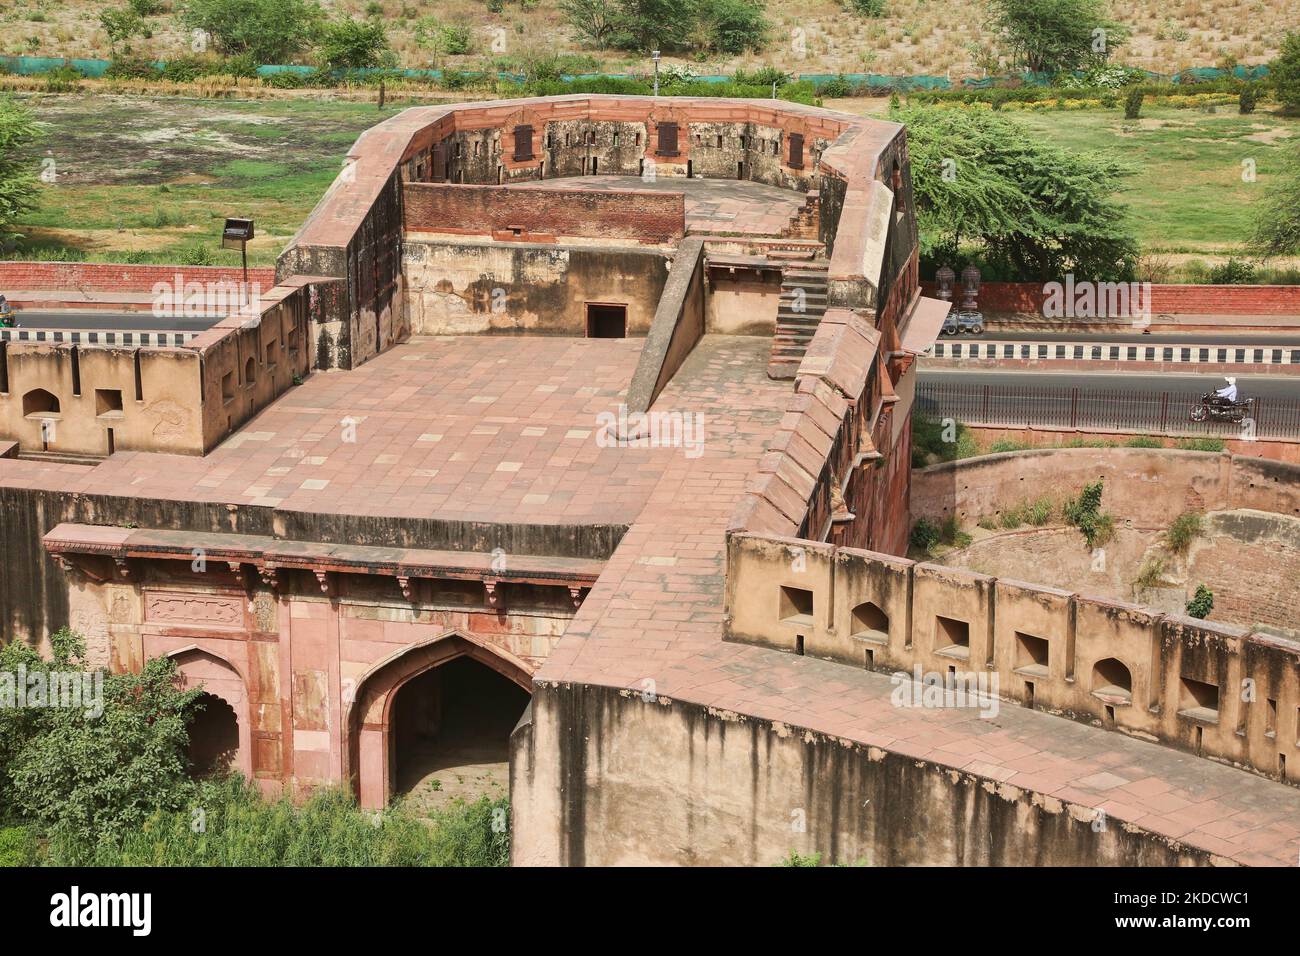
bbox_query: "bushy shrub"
[846,0,885,15]
[45,774,510,867]
[1063,479,1113,548]
[1165,511,1203,556]
[910,518,941,551]
[39,65,84,92]
[1208,257,1257,285]
[1123,88,1143,119]
[160,55,218,82]
[0,826,36,867]
[816,74,856,98]
[104,56,162,80]
[1239,84,1259,114]
[1186,584,1214,619]
[1273,32,1300,113]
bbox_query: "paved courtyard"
[512,175,808,236]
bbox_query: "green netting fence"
[0,55,1273,90]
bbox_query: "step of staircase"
[768,259,830,379]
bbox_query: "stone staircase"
[781,192,821,240]
[768,260,829,379]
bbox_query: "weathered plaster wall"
[403,238,669,335]
[912,448,1300,529]
[0,484,626,651]
[724,531,1300,786]
[510,681,1217,866]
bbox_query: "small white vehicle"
[940,308,985,335]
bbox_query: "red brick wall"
[921,281,1300,316]
[0,261,276,293]
[402,182,685,244]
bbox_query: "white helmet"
[1225,376,1237,385]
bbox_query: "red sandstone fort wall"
[920,280,1300,317]
[402,182,685,245]
[0,261,277,294]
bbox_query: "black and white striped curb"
[929,339,1300,366]
[0,329,198,347]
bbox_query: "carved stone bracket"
[484,579,502,608]
[113,557,132,580]
[314,570,331,595]
[227,561,246,587]
[259,566,279,591]
[568,586,584,610]
[396,575,413,600]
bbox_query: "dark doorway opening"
[586,303,627,338]
[391,656,530,809]
[187,693,239,777]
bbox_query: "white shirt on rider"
[1215,383,1238,402]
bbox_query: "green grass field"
[1011,106,1299,256]
[7,93,1299,271]
[9,94,401,266]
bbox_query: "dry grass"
[3,0,1299,79]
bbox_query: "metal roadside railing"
[916,380,1300,440]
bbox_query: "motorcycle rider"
[1210,376,1238,407]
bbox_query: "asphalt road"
[918,368,1300,401]
[8,311,220,332]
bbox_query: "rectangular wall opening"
[585,303,627,339]
[70,347,81,396]
[778,586,814,626]
[1014,632,1049,677]
[935,616,970,659]
[94,388,124,418]
[1179,677,1220,723]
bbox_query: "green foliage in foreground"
[0,97,43,242]
[0,629,200,847]
[45,776,509,867]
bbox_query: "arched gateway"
[346,631,534,809]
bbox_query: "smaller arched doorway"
[348,632,533,809]
[168,646,253,780]
[188,692,240,776]
[390,656,530,809]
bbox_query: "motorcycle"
[1189,391,1254,424]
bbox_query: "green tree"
[0,629,202,844]
[180,0,324,64]
[1249,152,1300,259]
[0,98,42,244]
[1272,32,1300,113]
[612,0,698,52]
[985,0,1128,74]
[699,0,768,55]
[99,7,144,56]
[412,18,473,67]
[559,0,624,46]
[319,17,394,70]
[894,104,1138,280]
